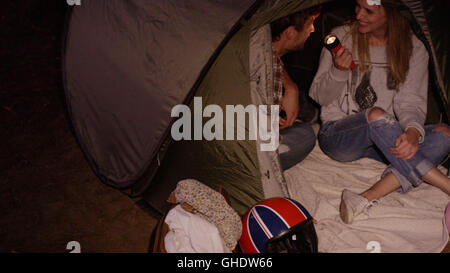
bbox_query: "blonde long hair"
[351,5,413,90]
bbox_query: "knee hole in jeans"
[433,125,450,138]
[366,107,386,123]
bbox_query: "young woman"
[309,0,450,224]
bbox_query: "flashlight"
[324,34,355,70]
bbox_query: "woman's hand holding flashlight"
[324,34,355,70]
[332,46,354,71]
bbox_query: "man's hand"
[390,127,420,160]
[280,70,299,130]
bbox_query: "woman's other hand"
[390,127,420,160]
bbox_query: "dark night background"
[0,0,448,253]
[1,0,157,253]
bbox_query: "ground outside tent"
[1,1,157,253]
[1,0,449,253]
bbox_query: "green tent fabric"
[141,0,333,215]
[63,0,449,216]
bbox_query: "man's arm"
[280,69,299,130]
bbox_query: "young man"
[270,7,321,170]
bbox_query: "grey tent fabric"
[64,0,256,188]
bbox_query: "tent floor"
[1,0,447,253]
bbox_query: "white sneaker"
[339,189,378,224]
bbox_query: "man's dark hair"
[271,6,322,41]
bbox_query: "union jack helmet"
[239,197,318,253]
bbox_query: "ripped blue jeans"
[318,110,450,193]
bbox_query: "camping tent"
[63,0,449,216]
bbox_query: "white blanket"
[284,142,450,253]
[164,205,231,253]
